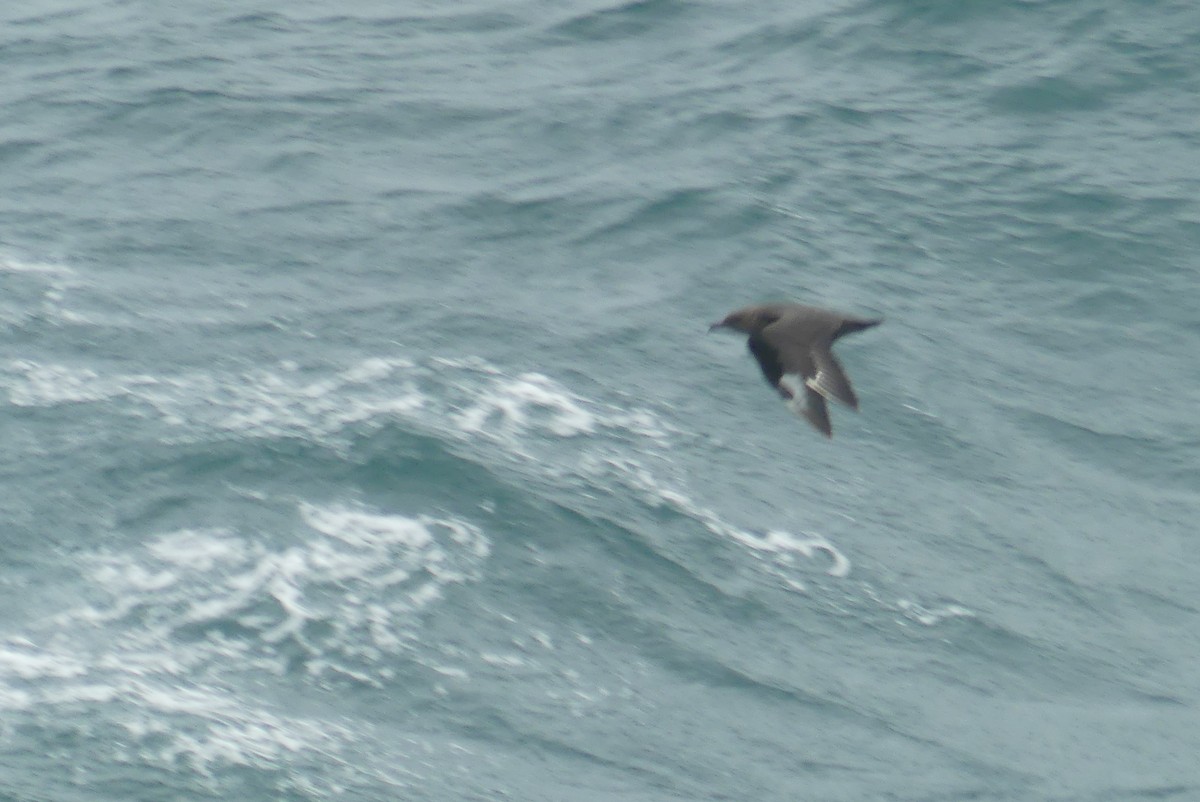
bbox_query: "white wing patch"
[805,371,837,402]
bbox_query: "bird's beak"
[708,322,723,332]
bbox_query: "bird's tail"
[835,317,882,338]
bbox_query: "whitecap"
[62,499,489,690]
[4,359,159,407]
[0,639,88,681]
[0,255,77,278]
[3,352,851,594]
[895,599,974,627]
[455,371,597,438]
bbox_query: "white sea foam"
[0,255,76,278]
[0,498,492,791]
[5,359,161,407]
[304,504,434,550]
[3,355,641,450]
[895,599,974,627]
[432,364,850,582]
[70,502,489,681]
[0,640,88,683]
[456,371,597,438]
[580,451,852,582]
[730,529,853,577]
[0,254,108,330]
[0,636,362,784]
[1,353,851,589]
[479,652,528,669]
[147,528,247,571]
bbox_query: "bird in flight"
[710,302,881,438]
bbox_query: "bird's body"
[710,302,881,438]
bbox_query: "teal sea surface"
[2,1,1199,799]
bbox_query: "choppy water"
[3,1,1199,799]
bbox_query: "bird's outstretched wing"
[795,385,832,437]
[750,334,833,434]
[807,345,859,409]
[761,314,860,410]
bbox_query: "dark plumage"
[709,302,881,438]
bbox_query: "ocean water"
[2,0,1198,799]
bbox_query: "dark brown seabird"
[709,302,881,438]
